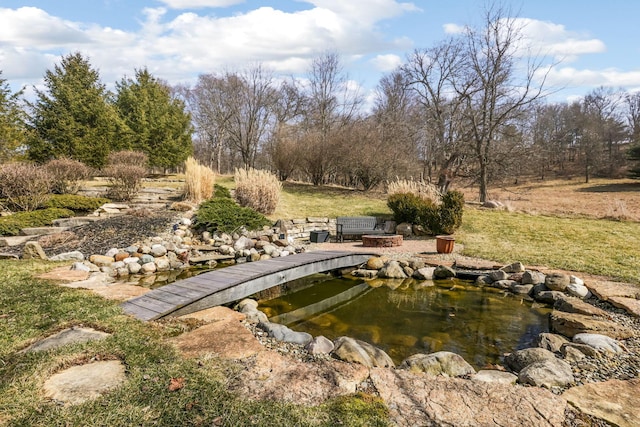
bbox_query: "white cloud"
[544,66,640,88]
[370,54,403,72]
[0,7,90,48]
[156,0,245,9]
[443,23,465,34]
[513,18,606,61]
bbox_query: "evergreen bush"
[387,190,464,235]
[213,184,232,199]
[45,194,110,212]
[0,208,74,236]
[194,198,271,234]
[387,192,435,224]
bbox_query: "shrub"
[44,157,91,194]
[45,194,110,212]
[234,168,281,215]
[194,198,271,234]
[214,184,232,199]
[0,208,74,236]
[422,190,465,235]
[0,162,52,211]
[103,151,148,201]
[183,157,215,204]
[387,192,435,224]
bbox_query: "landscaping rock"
[522,270,546,285]
[369,369,566,427]
[472,370,517,384]
[170,320,263,359]
[305,336,335,355]
[89,254,114,267]
[553,296,610,317]
[608,296,640,317]
[258,322,312,345]
[518,358,574,388]
[434,265,455,279]
[400,351,475,377]
[49,251,85,262]
[490,279,517,290]
[378,260,407,279]
[510,283,533,295]
[488,270,509,281]
[563,379,640,427]
[22,241,48,260]
[21,327,110,353]
[331,336,394,368]
[586,279,640,300]
[545,273,570,291]
[533,290,566,304]
[501,262,525,273]
[573,333,624,354]
[43,361,126,405]
[412,267,435,280]
[550,310,634,339]
[140,262,157,274]
[566,282,591,299]
[505,347,558,372]
[366,256,389,270]
[561,343,599,359]
[535,332,569,353]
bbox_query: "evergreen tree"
[0,72,28,162]
[628,143,640,179]
[115,68,192,169]
[27,52,129,168]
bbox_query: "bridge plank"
[121,251,376,320]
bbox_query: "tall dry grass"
[386,178,441,202]
[183,157,215,204]
[234,168,282,215]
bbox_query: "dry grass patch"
[183,157,215,204]
[234,168,281,215]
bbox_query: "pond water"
[257,274,552,368]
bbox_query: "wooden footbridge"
[121,250,375,321]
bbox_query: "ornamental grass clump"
[234,168,281,215]
[387,178,441,202]
[183,157,215,204]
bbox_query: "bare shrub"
[604,199,635,221]
[183,156,215,204]
[0,162,52,211]
[387,178,441,203]
[234,168,281,215]
[103,151,148,201]
[45,157,91,194]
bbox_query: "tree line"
[1,5,640,201]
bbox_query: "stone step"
[52,216,101,227]
[0,235,34,247]
[20,226,68,236]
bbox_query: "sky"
[1,0,639,106]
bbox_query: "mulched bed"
[4,211,180,258]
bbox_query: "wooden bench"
[336,216,385,242]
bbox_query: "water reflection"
[258,275,551,368]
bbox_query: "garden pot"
[436,235,455,254]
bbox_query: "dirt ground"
[458,177,640,221]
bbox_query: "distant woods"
[1,4,640,200]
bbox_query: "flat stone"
[43,361,126,405]
[0,253,19,260]
[169,319,263,360]
[518,358,574,388]
[550,311,634,339]
[90,284,150,300]
[49,251,85,262]
[88,254,114,267]
[554,296,610,317]
[37,266,90,282]
[21,327,110,353]
[0,235,32,247]
[370,368,566,427]
[454,258,501,270]
[563,379,640,427]
[20,226,68,236]
[58,272,112,289]
[52,217,100,227]
[586,279,640,300]
[233,350,369,405]
[189,253,234,263]
[472,370,517,384]
[400,351,475,377]
[608,296,640,317]
[179,306,245,323]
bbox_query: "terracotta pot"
[436,235,455,254]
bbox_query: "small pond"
[257,274,552,368]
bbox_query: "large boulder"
[22,241,48,260]
[545,273,570,291]
[553,296,609,317]
[563,379,640,427]
[534,333,569,353]
[573,333,624,354]
[550,311,634,339]
[378,260,408,279]
[518,358,574,388]
[331,337,394,368]
[400,351,475,377]
[505,347,558,372]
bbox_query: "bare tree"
[301,52,363,185]
[455,5,550,202]
[401,40,469,192]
